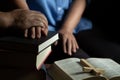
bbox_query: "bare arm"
[0,9,48,38]
[9,0,48,39]
[0,12,13,28]
[11,0,86,55]
[58,0,86,55]
[0,0,28,28]
[61,0,86,32]
[12,0,29,9]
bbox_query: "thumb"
[54,41,58,46]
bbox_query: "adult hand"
[58,29,79,56]
[10,9,48,39]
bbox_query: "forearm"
[12,0,29,9]
[61,0,86,32]
[0,12,13,28]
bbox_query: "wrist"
[0,12,14,28]
[60,25,74,33]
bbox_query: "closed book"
[0,31,59,53]
[0,31,59,70]
[0,46,51,70]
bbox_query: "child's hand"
[58,29,79,56]
[10,9,48,38]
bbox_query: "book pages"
[36,46,51,70]
[86,58,120,80]
[48,58,106,80]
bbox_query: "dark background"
[0,0,120,75]
[84,0,120,42]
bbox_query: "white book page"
[55,58,105,80]
[36,46,51,70]
[86,58,120,79]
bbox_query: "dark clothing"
[45,31,90,64]
[46,29,120,64]
[76,30,120,64]
[0,67,46,80]
[45,46,89,64]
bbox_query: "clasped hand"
[10,9,48,39]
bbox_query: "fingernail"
[74,49,76,53]
[32,35,35,39]
[69,52,72,56]
[37,34,40,39]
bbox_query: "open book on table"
[47,57,120,80]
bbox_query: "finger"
[33,18,48,33]
[30,27,35,39]
[74,38,79,49]
[40,18,48,29]
[38,18,48,31]
[35,27,41,39]
[63,38,67,54]
[72,39,77,53]
[54,41,58,46]
[38,21,48,36]
[68,39,72,56]
[24,29,28,38]
[72,37,79,53]
[39,21,48,35]
[41,27,48,36]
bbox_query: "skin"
[0,9,48,38]
[12,0,86,55]
[58,0,86,55]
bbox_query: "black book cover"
[0,31,58,69]
[0,31,59,53]
[0,45,51,69]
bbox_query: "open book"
[47,58,120,80]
